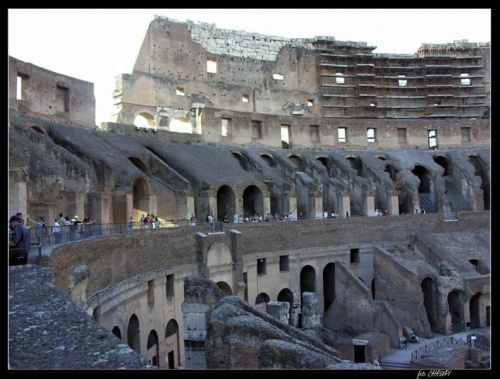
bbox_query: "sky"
[8,8,491,126]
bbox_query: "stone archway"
[146,329,159,367]
[165,319,180,369]
[421,277,438,330]
[242,185,263,218]
[127,314,141,354]
[322,263,335,312]
[217,185,235,222]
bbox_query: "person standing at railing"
[9,215,30,266]
[53,218,61,244]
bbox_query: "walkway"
[379,328,490,369]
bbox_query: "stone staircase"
[379,360,411,370]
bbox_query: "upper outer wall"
[9,56,96,128]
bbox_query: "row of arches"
[112,315,180,368]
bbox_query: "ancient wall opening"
[127,314,141,354]
[421,277,438,330]
[323,263,336,311]
[216,185,235,222]
[146,330,160,366]
[242,185,263,217]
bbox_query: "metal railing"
[411,336,489,360]
[12,220,226,249]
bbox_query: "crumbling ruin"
[8,15,490,369]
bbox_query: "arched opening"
[421,277,437,329]
[242,185,263,219]
[346,156,363,177]
[232,151,252,171]
[134,113,155,129]
[385,164,398,182]
[448,290,465,333]
[434,155,471,212]
[469,293,482,329]
[260,153,277,168]
[412,165,436,213]
[132,177,149,222]
[323,263,335,311]
[146,330,159,367]
[127,314,141,354]
[111,326,122,340]
[165,319,180,369]
[468,155,490,210]
[412,165,432,193]
[277,288,295,325]
[469,258,489,274]
[217,281,233,295]
[255,292,270,313]
[300,265,316,305]
[289,154,305,171]
[216,185,235,222]
[317,157,338,216]
[169,117,192,133]
[433,156,450,176]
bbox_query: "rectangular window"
[242,94,250,103]
[310,125,320,142]
[166,274,174,298]
[207,58,217,73]
[281,124,291,148]
[397,128,407,144]
[335,73,345,84]
[16,75,23,100]
[252,120,262,139]
[460,73,471,86]
[56,85,69,113]
[350,248,360,264]
[398,75,407,87]
[176,87,185,96]
[272,73,284,80]
[147,280,155,305]
[221,118,230,137]
[367,128,376,143]
[338,127,347,143]
[461,127,471,142]
[257,258,266,275]
[279,256,289,272]
[428,130,437,149]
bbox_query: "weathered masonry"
[111,16,490,150]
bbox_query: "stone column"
[301,292,321,329]
[341,191,351,218]
[388,191,400,216]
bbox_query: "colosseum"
[8,15,490,370]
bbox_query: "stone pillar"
[365,191,375,217]
[267,301,290,324]
[263,195,271,217]
[388,191,400,216]
[288,193,297,216]
[87,192,110,224]
[314,192,323,219]
[341,191,351,218]
[186,195,195,220]
[182,302,209,369]
[290,294,300,327]
[301,292,321,329]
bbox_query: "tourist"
[9,215,30,266]
[53,218,61,244]
[400,335,407,350]
[373,356,380,368]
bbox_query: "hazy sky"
[8,8,491,125]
